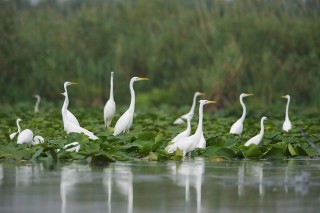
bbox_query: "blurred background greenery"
[1,0,319,111]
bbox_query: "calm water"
[0,158,319,213]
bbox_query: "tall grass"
[0,0,319,110]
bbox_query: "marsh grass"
[0,0,319,108]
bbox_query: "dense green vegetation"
[0,102,319,162]
[1,0,320,108]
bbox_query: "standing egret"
[173,92,205,125]
[230,93,254,136]
[171,113,193,143]
[104,72,116,128]
[63,82,80,127]
[61,92,98,140]
[113,77,149,136]
[33,94,41,113]
[244,117,268,146]
[281,95,292,132]
[166,100,216,157]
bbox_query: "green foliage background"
[1,0,320,109]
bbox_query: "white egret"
[230,93,254,136]
[281,95,292,132]
[173,92,205,125]
[63,82,80,127]
[113,77,149,136]
[166,100,216,157]
[16,119,44,145]
[61,92,99,140]
[198,134,206,149]
[33,94,41,113]
[171,113,193,143]
[104,72,116,128]
[244,116,268,146]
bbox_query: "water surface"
[1,158,319,213]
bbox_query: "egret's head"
[241,93,254,98]
[131,77,149,82]
[64,81,77,88]
[17,118,22,122]
[199,100,216,106]
[195,92,205,97]
[281,95,290,99]
[33,94,40,99]
[262,116,268,121]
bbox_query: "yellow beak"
[138,77,149,81]
[245,93,254,96]
[207,101,216,104]
[69,82,78,85]
[281,96,286,99]
[199,92,205,96]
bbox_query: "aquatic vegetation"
[1,104,319,162]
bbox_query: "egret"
[63,82,80,127]
[244,116,268,146]
[281,95,292,132]
[171,113,193,143]
[17,118,33,144]
[16,119,45,145]
[33,94,41,113]
[173,92,205,125]
[166,100,216,157]
[61,92,99,140]
[113,77,149,136]
[104,72,116,128]
[230,93,253,136]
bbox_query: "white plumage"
[281,95,292,132]
[166,100,216,156]
[113,77,149,136]
[244,116,268,146]
[104,72,116,128]
[61,92,98,140]
[230,93,253,136]
[173,92,204,125]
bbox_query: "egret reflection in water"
[168,157,204,213]
[103,165,133,213]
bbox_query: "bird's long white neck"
[35,96,40,112]
[240,96,246,121]
[285,97,290,121]
[110,73,114,100]
[17,120,21,133]
[195,103,204,135]
[128,80,135,113]
[186,117,191,132]
[259,118,265,136]
[61,95,69,119]
[189,94,198,114]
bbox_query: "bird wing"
[172,129,189,143]
[230,119,243,135]
[67,110,80,127]
[10,132,18,140]
[173,117,185,125]
[65,121,98,140]
[114,110,134,136]
[244,134,261,146]
[197,134,206,149]
[17,129,34,144]
[104,99,116,127]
